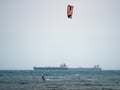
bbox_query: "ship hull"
[33,67,68,70]
[69,68,102,71]
[33,67,101,71]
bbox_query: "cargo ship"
[33,64,102,71]
[69,65,102,71]
[33,64,68,70]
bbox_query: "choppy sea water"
[0,70,120,90]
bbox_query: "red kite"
[67,5,74,19]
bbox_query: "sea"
[0,70,120,90]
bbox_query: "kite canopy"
[67,5,74,19]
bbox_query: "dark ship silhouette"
[33,64,101,71]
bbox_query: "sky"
[0,0,120,70]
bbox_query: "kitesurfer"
[42,75,45,81]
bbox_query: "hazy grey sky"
[0,0,120,70]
